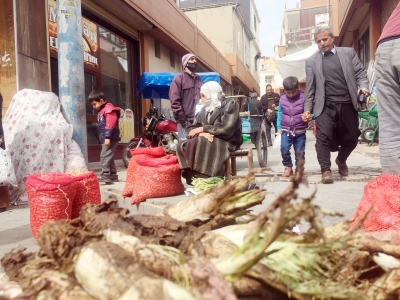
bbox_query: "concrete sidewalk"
[0,131,382,265]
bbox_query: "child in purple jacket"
[276,76,310,177]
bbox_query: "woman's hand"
[199,132,214,142]
[188,127,204,138]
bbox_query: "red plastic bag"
[351,174,400,232]
[26,172,77,239]
[130,154,184,204]
[71,171,101,219]
[122,147,166,198]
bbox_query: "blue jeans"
[281,133,306,171]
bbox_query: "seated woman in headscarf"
[176,81,243,185]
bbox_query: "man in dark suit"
[302,26,369,184]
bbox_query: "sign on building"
[48,0,99,68]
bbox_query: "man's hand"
[176,112,187,126]
[267,109,273,113]
[302,111,312,122]
[272,104,276,108]
[277,130,282,134]
[104,138,111,146]
[188,127,204,138]
[199,132,214,142]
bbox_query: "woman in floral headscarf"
[176,81,242,185]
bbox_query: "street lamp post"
[57,0,88,161]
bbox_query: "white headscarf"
[200,81,224,112]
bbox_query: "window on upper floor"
[254,15,257,32]
[265,76,273,85]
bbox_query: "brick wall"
[381,0,400,28]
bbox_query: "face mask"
[186,62,197,72]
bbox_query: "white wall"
[184,6,235,55]
[147,36,182,73]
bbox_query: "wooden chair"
[225,148,254,180]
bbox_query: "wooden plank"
[15,0,49,92]
[17,55,50,92]
[0,186,10,209]
[0,0,17,117]
[16,0,48,63]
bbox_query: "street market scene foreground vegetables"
[2,167,400,299]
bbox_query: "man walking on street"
[302,26,369,184]
[260,84,280,146]
[169,53,204,140]
[375,3,400,174]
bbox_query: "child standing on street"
[276,76,309,177]
[89,90,121,183]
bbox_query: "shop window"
[358,30,370,68]
[98,26,133,144]
[155,40,161,59]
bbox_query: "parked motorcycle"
[122,99,179,167]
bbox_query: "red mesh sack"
[26,172,77,239]
[130,154,184,205]
[122,146,166,198]
[350,174,400,232]
[71,171,101,219]
[130,146,166,157]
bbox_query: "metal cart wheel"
[256,123,268,168]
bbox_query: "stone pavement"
[0,131,382,267]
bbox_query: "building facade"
[0,0,237,162]
[281,0,332,55]
[179,0,261,95]
[332,0,400,68]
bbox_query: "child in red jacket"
[89,90,121,183]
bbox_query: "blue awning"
[136,72,220,99]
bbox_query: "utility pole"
[57,0,88,161]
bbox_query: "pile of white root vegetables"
[2,166,400,300]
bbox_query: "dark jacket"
[169,71,204,122]
[279,92,307,135]
[97,101,121,143]
[177,97,242,177]
[304,47,369,117]
[260,92,280,112]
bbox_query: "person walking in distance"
[302,26,369,184]
[260,84,280,146]
[169,53,204,140]
[375,3,400,174]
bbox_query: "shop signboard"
[48,0,99,69]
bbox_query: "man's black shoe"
[110,173,119,182]
[98,173,112,183]
[267,141,273,147]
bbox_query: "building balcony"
[224,54,260,94]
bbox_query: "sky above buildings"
[254,0,300,57]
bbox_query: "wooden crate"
[0,185,10,209]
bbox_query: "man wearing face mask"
[169,53,204,139]
[176,81,243,185]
